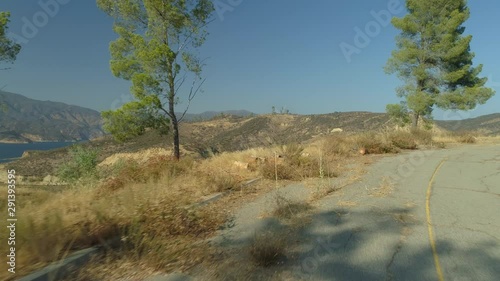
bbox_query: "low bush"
[454,131,477,143]
[57,145,99,183]
[410,128,433,145]
[260,161,297,181]
[388,131,418,150]
[272,194,312,220]
[355,132,398,154]
[203,171,240,192]
[323,135,356,157]
[100,156,195,191]
[249,231,286,267]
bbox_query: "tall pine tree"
[97,0,214,160]
[385,0,494,127]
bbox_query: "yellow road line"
[426,159,446,281]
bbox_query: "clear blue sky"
[1,0,499,120]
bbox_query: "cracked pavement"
[291,144,500,281]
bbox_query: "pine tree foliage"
[385,0,495,127]
[97,0,214,159]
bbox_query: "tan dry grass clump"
[433,130,479,144]
[257,144,340,181]
[195,150,263,193]
[452,131,477,143]
[475,135,500,144]
[272,193,312,220]
[369,176,394,197]
[336,200,359,207]
[353,132,399,154]
[98,147,173,166]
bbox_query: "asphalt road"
[294,144,500,281]
[156,144,500,281]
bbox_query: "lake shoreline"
[0,141,79,164]
[0,140,80,144]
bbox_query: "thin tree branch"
[158,104,173,119]
[178,18,215,53]
[178,77,206,123]
[175,74,187,94]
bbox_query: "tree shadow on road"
[202,204,500,281]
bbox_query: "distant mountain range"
[0,91,256,143]
[180,110,255,121]
[0,91,104,143]
[1,91,499,143]
[435,113,500,135]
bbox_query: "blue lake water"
[0,142,78,163]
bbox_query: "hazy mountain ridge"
[1,91,499,144]
[0,91,105,142]
[435,113,500,135]
[179,110,255,121]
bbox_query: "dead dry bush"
[258,144,340,181]
[202,170,241,192]
[355,132,399,154]
[409,128,433,145]
[100,156,195,192]
[387,130,418,150]
[322,134,357,157]
[249,231,287,267]
[260,161,297,180]
[453,131,477,143]
[273,194,312,220]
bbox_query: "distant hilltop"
[0,91,256,143]
[0,91,105,143]
[180,110,255,121]
[1,90,499,144]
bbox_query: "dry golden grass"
[6,126,483,280]
[272,193,312,220]
[0,159,228,279]
[431,130,492,144]
[336,200,359,207]
[476,135,500,144]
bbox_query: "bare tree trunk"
[412,112,420,129]
[168,90,180,160]
[172,119,180,160]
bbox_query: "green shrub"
[57,145,99,183]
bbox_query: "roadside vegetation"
[1,124,496,280]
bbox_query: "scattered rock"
[43,175,60,184]
[233,160,249,169]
